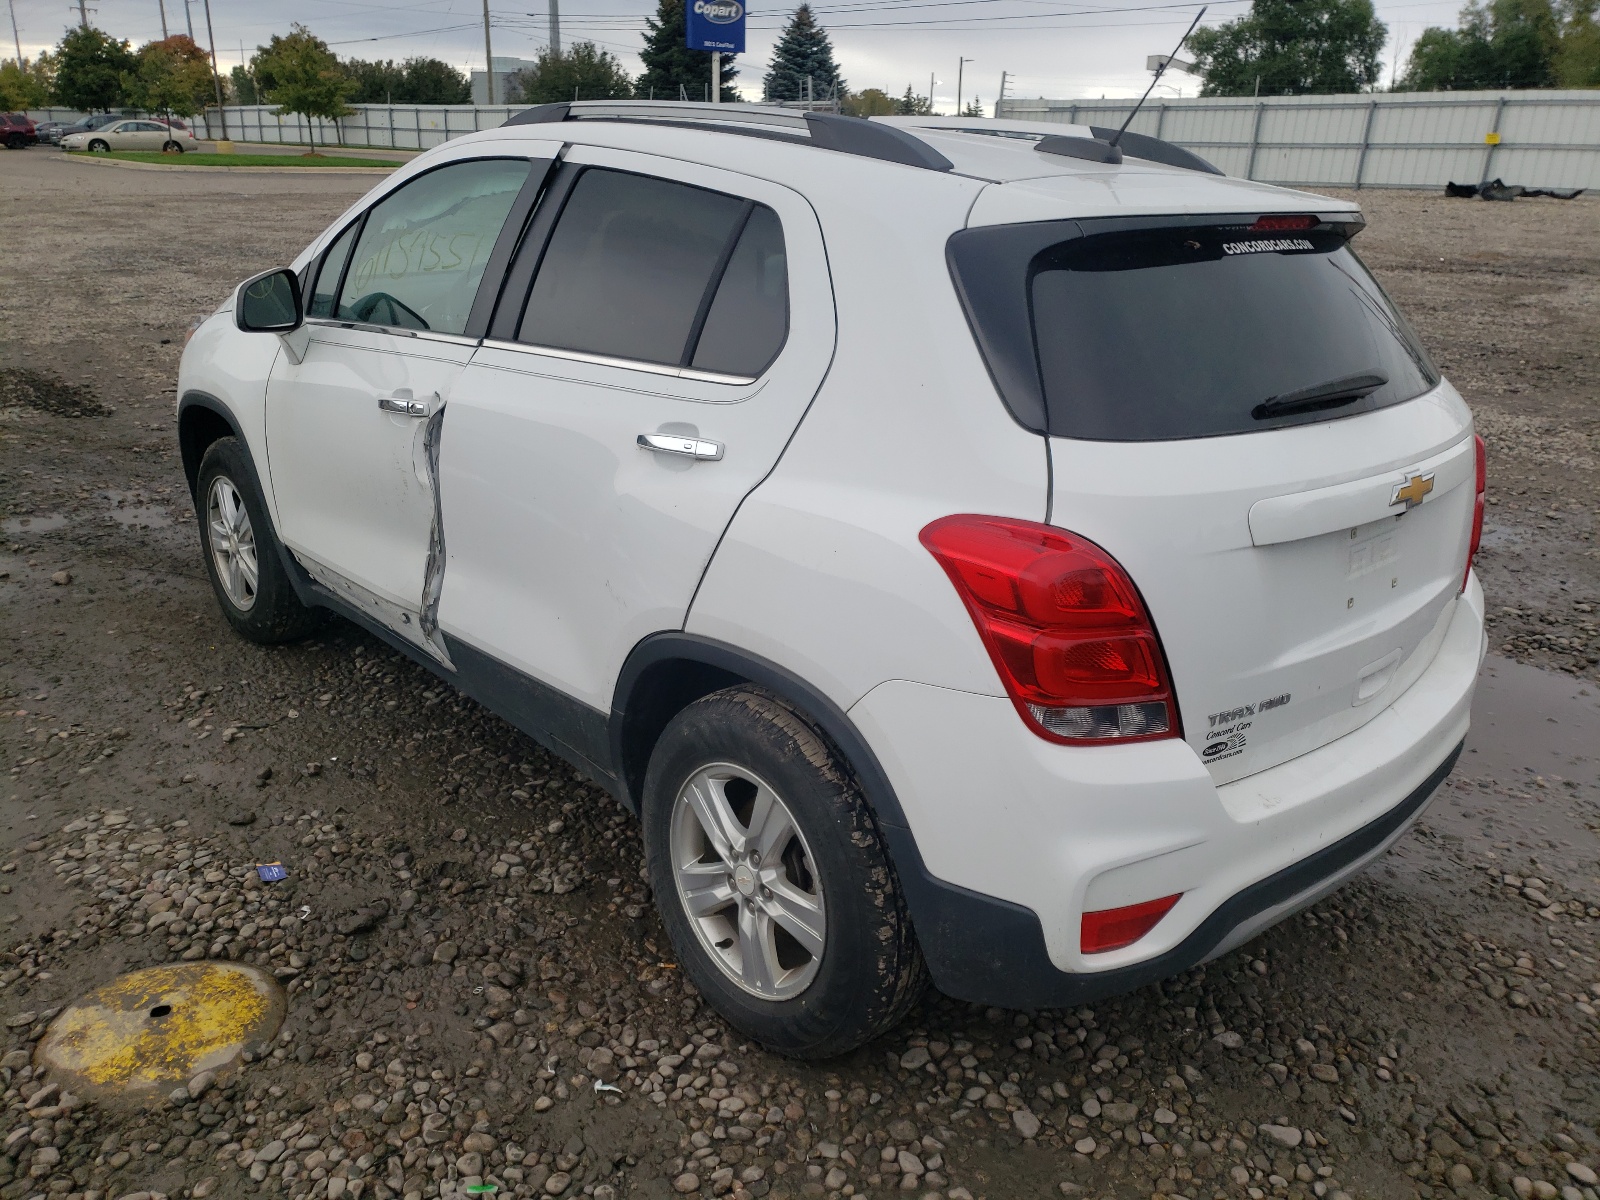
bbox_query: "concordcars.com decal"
[1222,237,1316,255]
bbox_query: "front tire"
[196,437,323,644]
[87,139,109,153]
[643,687,927,1058]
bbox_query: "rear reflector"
[1463,433,1486,592]
[1081,894,1182,954]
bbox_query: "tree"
[0,54,55,110]
[841,86,894,115]
[252,25,355,150]
[763,4,844,101]
[962,96,984,116]
[1555,0,1600,84]
[637,0,740,101]
[126,36,214,120]
[54,25,138,112]
[230,65,259,104]
[1188,0,1387,95]
[892,84,932,114]
[506,43,635,103]
[1399,0,1560,87]
[344,56,470,104]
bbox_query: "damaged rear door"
[265,154,552,664]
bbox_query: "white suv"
[178,104,1487,1057]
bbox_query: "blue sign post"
[686,0,746,53]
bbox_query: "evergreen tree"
[892,84,931,114]
[637,0,740,101]
[961,96,984,116]
[507,43,635,102]
[230,64,259,104]
[1188,0,1386,94]
[763,5,844,101]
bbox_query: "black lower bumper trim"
[898,741,1462,1009]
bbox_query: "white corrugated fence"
[996,90,1600,190]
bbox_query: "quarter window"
[517,168,788,374]
[337,158,532,336]
[307,222,358,319]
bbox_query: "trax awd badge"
[1390,471,1435,510]
[1203,693,1290,764]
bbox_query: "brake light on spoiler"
[920,515,1180,744]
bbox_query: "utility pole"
[202,0,226,138]
[157,0,168,39]
[184,0,195,43]
[549,0,559,54]
[711,51,720,104]
[482,0,495,103]
[928,70,936,114]
[956,56,974,115]
[997,70,1008,117]
[76,0,87,27]
[9,0,23,64]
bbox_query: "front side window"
[337,158,532,336]
[518,168,788,374]
[307,222,358,319]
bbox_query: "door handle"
[378,391,436,418]
[637,432,723,461]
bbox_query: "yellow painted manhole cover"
[35,962,285,1103]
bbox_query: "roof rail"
[884,115,1223,176]
[502,101,954,172]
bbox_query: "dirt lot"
[1,151,1598,1200]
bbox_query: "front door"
[437,147,836,712]
[266,155,539,660]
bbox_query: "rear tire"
[642,686,927,1058]
[4,133,24,150]
[162,140,183,154]
[87,139,109,153]
[196,437,324,644]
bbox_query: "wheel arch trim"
[177,390,248,503]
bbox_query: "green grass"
[71,150,401,168]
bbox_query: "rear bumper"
[853,579,1484,1008]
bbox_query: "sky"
[8,0,1471,106]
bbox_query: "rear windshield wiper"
[1252,371,1388,420]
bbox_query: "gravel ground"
[1,150,1598,1200]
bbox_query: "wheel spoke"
[209,517,230,546]
[237,547,259,593]
[680,872,736,918]
[227,555,243,600]
[737,903,779,994]
[683,774,742,861]
[747,785,796,863]
[761,879,825,958]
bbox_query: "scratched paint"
[35,962,285,1098]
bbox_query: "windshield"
[948,215,1440,441]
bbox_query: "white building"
[470,57,541,105]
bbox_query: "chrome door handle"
[637,432,723,461]
[378,392,434,417]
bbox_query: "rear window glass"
[953,219,1439,441]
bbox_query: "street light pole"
[956,56,974,116]
[549,0,559,54]
[711,52,721,104]
[928,70,935,114]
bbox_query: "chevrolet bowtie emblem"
[1390,471,1435,509]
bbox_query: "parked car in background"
[33,120,69,145]
[55,112,119,141]
[1,113,38,149]
[63,118,199,153]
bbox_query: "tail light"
[1462,434,1485,592]
[1251,214,1318,231]
[1081,894,1182,954]
[920,514,1179,744]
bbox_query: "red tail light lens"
[1251,214,1318,231]
[1081,894,1182,954]
[1462,433,1485,592]
[920,514,1179,744]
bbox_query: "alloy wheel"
[670,763,826,1000]
[206,475,259,611]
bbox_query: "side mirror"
[235,268,303,333]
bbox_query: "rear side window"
[518,168,787,375]
[338,158,531,335]
[950,217,1439,441]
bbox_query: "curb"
[57,153,395,175]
